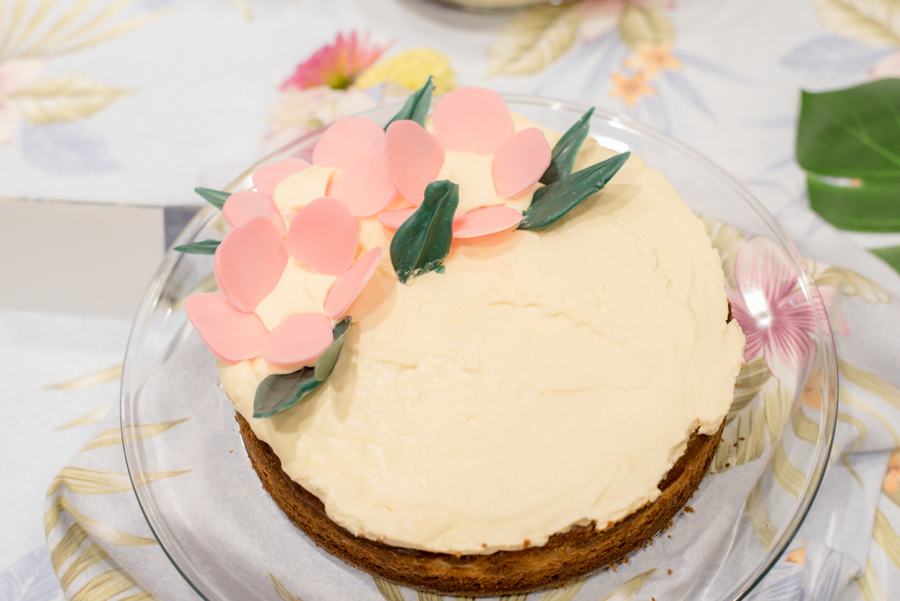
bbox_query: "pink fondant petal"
[253,159,310,197]
[384,120,444,206]
[324,247,383,318]
[327,152,397,217]
[262,313,334,369]
[452,206,522,239]
[377,208,417,229]
[222,190,286,236]
[493,128,552,199]
[286,197,358,276]
[432,87,512,155]
[215,216,288,312]
[214,249,227,301]
[313,117,385,168]
[185,293,268,364]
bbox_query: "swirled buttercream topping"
[219,126,745,556]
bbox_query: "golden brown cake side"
[238,412,724,597]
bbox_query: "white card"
[0,198,167,320]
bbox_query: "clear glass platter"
[121,96,838,601]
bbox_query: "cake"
[181,84,745,596]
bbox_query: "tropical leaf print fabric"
[0,0,164,175]
[0,1,897,600]
[37,215,900,601]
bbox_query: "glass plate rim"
[121,94,839,601]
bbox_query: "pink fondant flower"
[280,32,389,91]
[309,116,398,217]
[727,236,844,391]
[186,191,381,371]
[377,87,552,239]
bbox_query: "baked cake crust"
[238,412,724,597]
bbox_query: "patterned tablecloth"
[3,1,900,600]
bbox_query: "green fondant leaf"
[390,180,459,284]
[519,151,630,231]
[253,317,351,419]
[314,318,350,381]
[435,265,446,274]
[173,239,220,255]
[385,76,435,130]
[331,315,352,339]
[540,107,594,185]
[195,187,229,210]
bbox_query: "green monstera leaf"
[797,79,900,237]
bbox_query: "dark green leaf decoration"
[797,79,900,179]
[390,180,459,284]
[385,76,434,130]
[253,317,352,419]
[195,187,229,210]
[519,151,630,231]
[174,239,220,255]
[540,107,594,185]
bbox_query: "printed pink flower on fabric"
[579,0,673,43]
[186,193,381,371]
[378,87,552,239]
[0,58,46,143]
[727,236,843,391]
[280,32,389,91]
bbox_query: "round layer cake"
[238,413,724,595]
[187,89,745,597]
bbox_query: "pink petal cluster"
[186,166,381,371]
[280,32,389,91]
[314,117,398,217]
[376,86,552,239]
[727,236,844,390]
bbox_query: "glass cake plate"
[121,96,838,601]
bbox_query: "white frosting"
[254,259,336,332]
[437,151,537,214]
[272,165,336,225]
[219,122,745,556]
